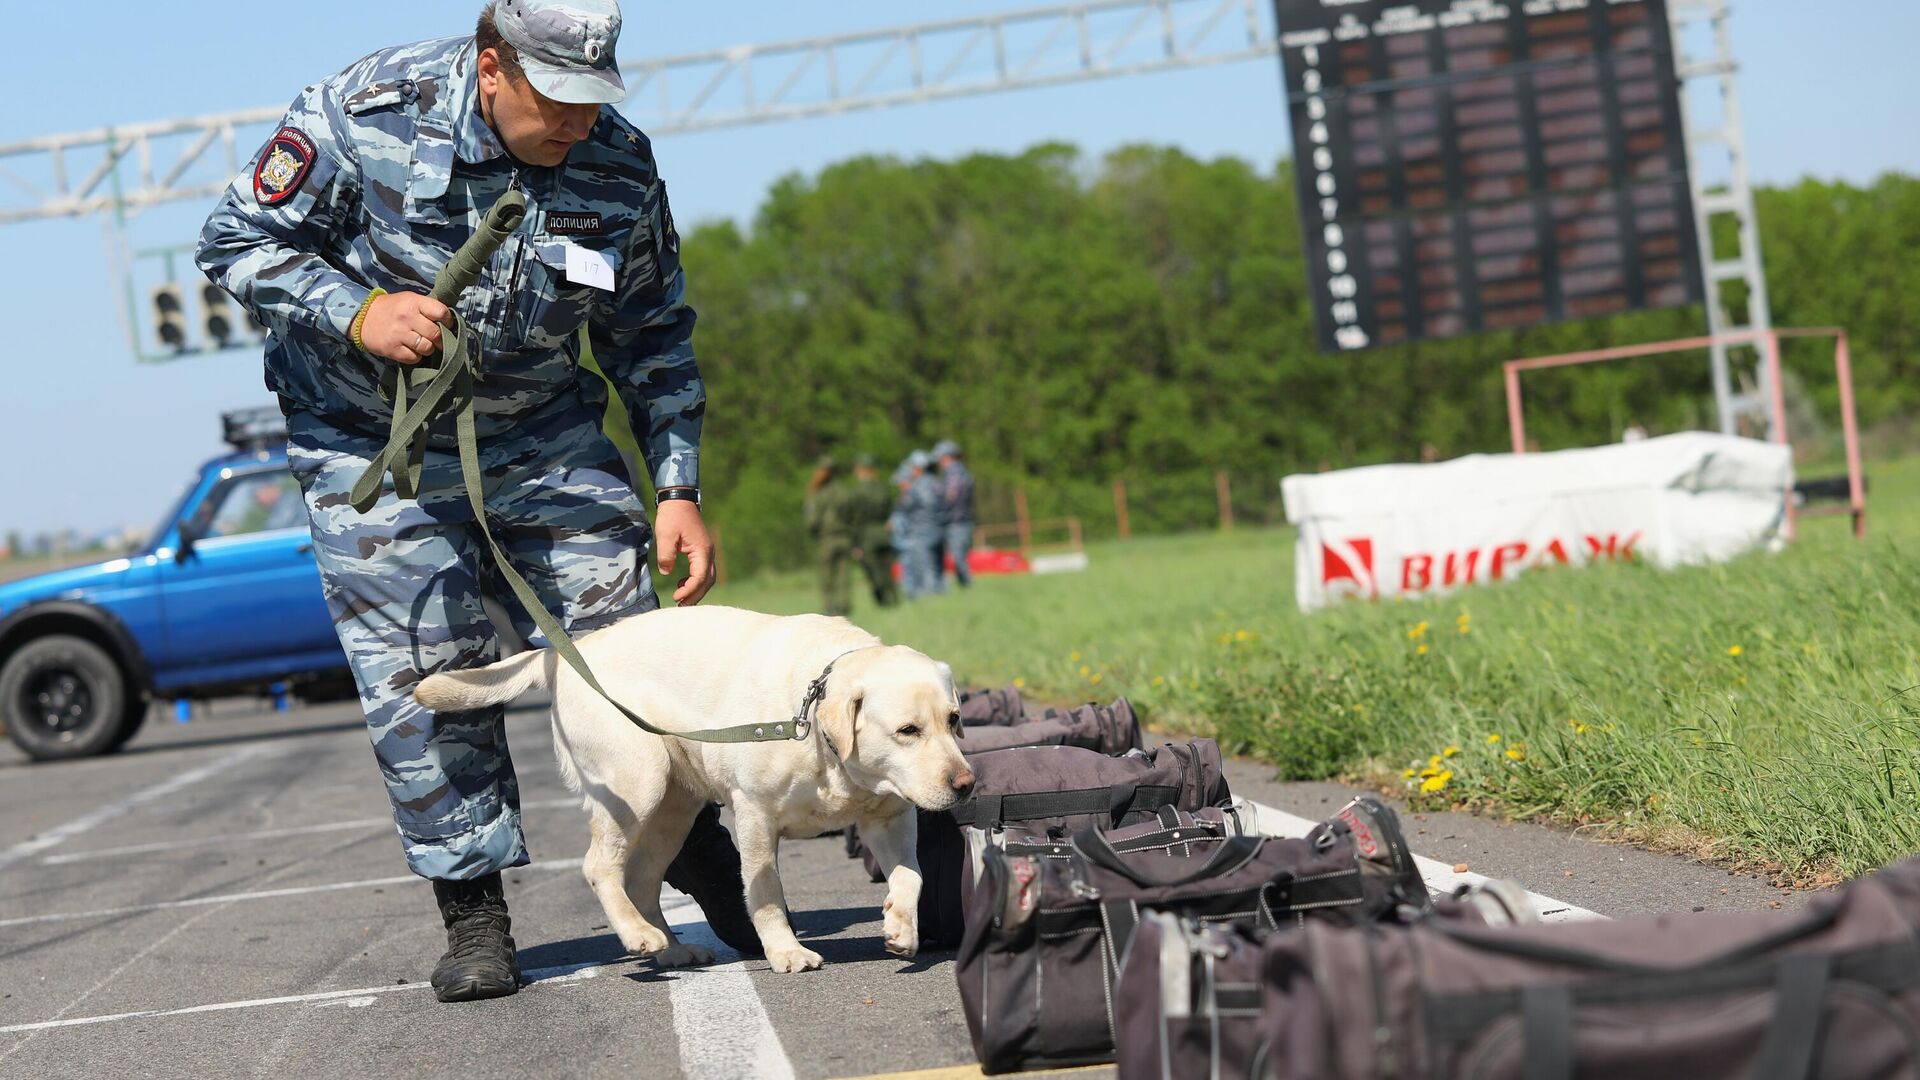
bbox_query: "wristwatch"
[656,486,700,507]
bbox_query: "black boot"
[429,872,522,1002]
[664,804,763,957]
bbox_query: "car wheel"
[0,635,130,761]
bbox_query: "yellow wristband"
[349,288,387,351]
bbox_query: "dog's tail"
[414,649,552,712]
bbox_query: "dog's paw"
[617,924,672,957]
[765,945,825,973]
[653,943,715,968]
[883,927,919,958]
[882,901,919,957]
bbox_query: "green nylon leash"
[345,191,792,746]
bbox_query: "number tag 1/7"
[563,242,616,292]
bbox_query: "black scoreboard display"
[1274,0,1705,352]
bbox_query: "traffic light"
[200,282,234,348]
[151,284,187,351]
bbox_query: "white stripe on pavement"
[0,745,274,873]
[1247,800,1605,922]
[37,798,581,865]
[667,914,798,1080]
[0,858,585,929]
[0,897,697,1036]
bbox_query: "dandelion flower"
[1069,651,1081,662]
[1506,747,1526,761]
[1570,721,1589,735]
[1428,754,1443,769]
[1408,621,1429,640]
[1443,745,1461,757]
[1726,645,1743,657]
[1090,672,1104,685]
[1487,734,1502,744]
[1402,768,1418,779]
[1420,770,1452,794]
[1078,665,1091,678]
[1151,675,1166,687]
[1458,624,1471,635]
[1416,643,1430,655]
[1234,629,1255,642]
[1012,677,1026,689]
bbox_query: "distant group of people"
[804,440,975,616]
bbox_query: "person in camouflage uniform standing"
[897,450,945,599]
[932,439,975,588]
[849,455,899,608]
[196,0,758,1002]
[803,456,856,617]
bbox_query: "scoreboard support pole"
[1669,0,1775,437]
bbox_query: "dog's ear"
[817,680,861,762]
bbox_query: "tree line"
[609,143,1916,577]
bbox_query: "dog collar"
[793,646,877,749]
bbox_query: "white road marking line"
[667,904,798,1080]
[0,858,585,929]
[1247,800,1605,923]
[0,896,699,1036]
[37,797,581,865]
[0,745,273,873]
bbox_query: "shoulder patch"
[254,127,317,206]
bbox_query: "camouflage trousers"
[287,395,657,880]
[943,522,975,588]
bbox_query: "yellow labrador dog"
[414,605,973,973]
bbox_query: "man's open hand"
[655,500,716,605]
[360,291,453,364]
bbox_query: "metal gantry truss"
[1669,0,1775,436]
[0,0,1274,227]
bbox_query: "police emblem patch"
[254,127,317,206]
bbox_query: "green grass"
[716,458,1920,885]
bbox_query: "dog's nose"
[949,769,976,798]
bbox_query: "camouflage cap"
[907,450,932,470]
[852,453,877,469]
[494,0,626,105]
[932,439,961,459]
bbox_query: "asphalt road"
[0,697,1804,1080]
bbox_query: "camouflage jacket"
[899,475,944,538]
[940,460,976,526]
[196,35,703,489]
[805,481,857,544]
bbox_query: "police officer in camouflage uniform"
[932,439,975,588]
[196,0,757,1003]
[897,450,945,599]
[849,455,899,608]
[803,455,855,617]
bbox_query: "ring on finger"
[414,333,426,351]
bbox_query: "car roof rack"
[221,406,288,452]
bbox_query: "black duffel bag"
[957,795,1429,1074]
[902,740,1232,951]
[850,700,1149,876]
[1114,873,1536,1080]
[958,697,1145,756]
[958,684,1030,726]
[1263,855,1920,1080]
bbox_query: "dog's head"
[814,646,972,811]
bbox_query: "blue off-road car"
[0,409,352,761]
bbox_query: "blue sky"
[1,0,1915,536]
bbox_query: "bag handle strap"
[1521,986,1574,1080]
[1752,953,1834,1080]
[1075,828,1262,887]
